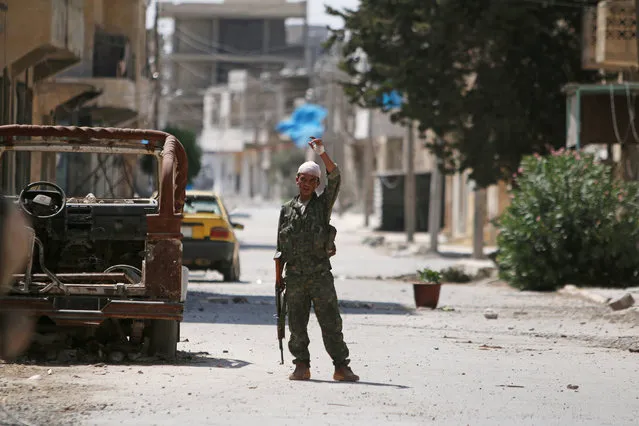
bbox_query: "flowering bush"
[496,149,639,291]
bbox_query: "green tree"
[141,126,202,184]
[497,151,639,291]
[326,0,600,187]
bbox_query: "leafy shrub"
[496,149,639,291]
[417,268,441,284]
[440,266,472,283]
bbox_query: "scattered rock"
[47,369,53,375]
[609,293,635,311]
[567,384,579,390]
[629,345,639,353]
[28,374,42,381]
[484,309,499,320]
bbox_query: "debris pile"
[18,319,155,364]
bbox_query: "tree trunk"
[428,158,442,253]
[473,187,486,259]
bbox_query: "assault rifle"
[274,252,286,364]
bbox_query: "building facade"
[159,0,308,134]
[0,0,151,197]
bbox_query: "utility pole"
[428,139,443,253]
[404,121,416,243]
[152,0,160,130]
[363,109,374,227]
[473,186,486,259]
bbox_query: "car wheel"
[222,255,240,282]
[149,319,179,360]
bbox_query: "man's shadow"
[305,379,409,389]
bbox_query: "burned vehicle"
[0,125,189,360]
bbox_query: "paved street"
[1,204,639,425]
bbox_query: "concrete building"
[196,68,310,200]
[197,70,254,196]
[0,0,151,197]
[158,0,308,134]
[0,0,85,193]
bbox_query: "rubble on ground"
[608,293,635,311]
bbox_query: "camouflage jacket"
[275,166,340,276]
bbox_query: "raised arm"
[309,137,340,215]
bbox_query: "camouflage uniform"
[275,166,350,368]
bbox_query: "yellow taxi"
[181,190,243,281]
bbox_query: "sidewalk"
[559,285,639,313]
[331,210,497,256]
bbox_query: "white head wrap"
[297,161,321,178]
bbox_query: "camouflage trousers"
[285,269,350,367]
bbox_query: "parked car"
[0,125,189,360]
[181,191,243,281]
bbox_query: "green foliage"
[141,126,202,184]
[440,266,472,283]
[417,268,441,284]
[497,151,639,291]
[326,1,600,187]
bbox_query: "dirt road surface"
[1,205,638,425]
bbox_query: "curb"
[558,285,612,305]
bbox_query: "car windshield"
[1,151,160,199]
[184,197,222,215]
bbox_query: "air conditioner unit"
[595,0,638,68]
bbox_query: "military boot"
[333,365,359,382]
[289,362,311,380]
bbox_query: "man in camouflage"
[274,137,359,382]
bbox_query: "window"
[184,197,222,215]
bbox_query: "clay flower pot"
[414,268,442,309]
[413,282,442,309]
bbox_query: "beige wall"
[1,0,84,78]
[1,0,56,73]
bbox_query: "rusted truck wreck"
[0,125,189,360]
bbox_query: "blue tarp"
[379,90,403,111]
[275,103,327,148]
